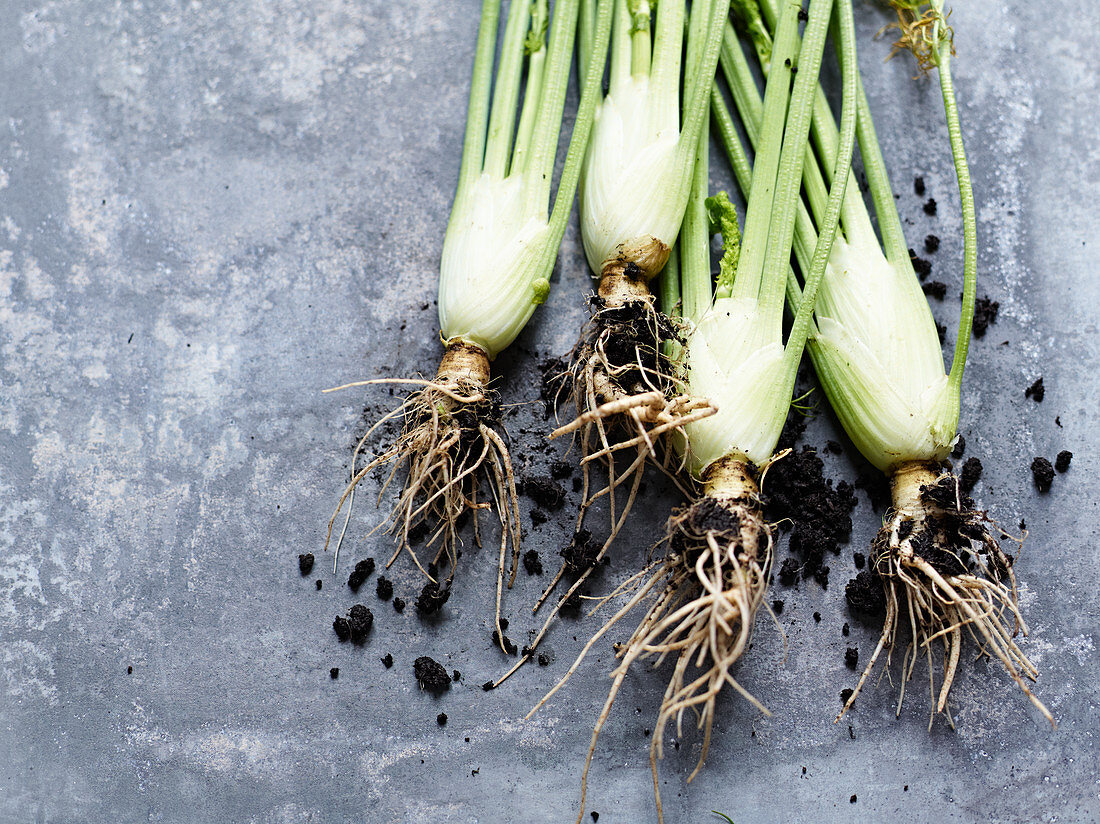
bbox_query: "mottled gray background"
[1,1,1097,822]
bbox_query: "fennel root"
[839,461,1053,727]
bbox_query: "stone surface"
[1,1,1098,822]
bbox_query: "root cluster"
[531,458,771,824]
[840,462,1053,727]
[325,341,519,637]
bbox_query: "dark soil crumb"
[923,197,937,215]
[414,656,451,692]
[850,795,858,804]
[332,616,350,642]
[924,234,940,253]
[914,175,925,196]
[416,581,451,616]
[298,553,315,575]
[127,665,133,674]
[853,552,865,570]
[347,605,373,644]
[904,785,909,792]
[315,579,322,590]
[846,569,886,617]
[538,653,551,666]
[909,249,932,279]
[1025,376,1045,402]
[530,509,548,527]
[481,680,495,691]
[492,630,519,656]
[592,813,600,822]
[347,558,375,592]
[437,712,448,726]
[393,597,406,613]
[813,612,822,623]
[382,653,394,668]
[452,670,461,681]
[844,647,859,669]
[330,667,339,679]
[376,576,393,601]
[772,599,785,615]
[972,296,1000,338]
[840,688,854,703]
[1055,450,1073,473]
[765,446,857,589]
[572,476,583,493]
[551,460,573,480]
[522,476,566,510]
[1055,416,1062,428]
[922,280,947,300]
[523,549,544,576]
[960,457,983,493]
[1019,518,1027,531]
[826,440,843,455]
[952,435,966,458]
[561,530,600,575]
[936,322,947,344]
[842,622,850,637]
[778,558,800,587]
[406,520,430,546]
[1031,457,1055,492]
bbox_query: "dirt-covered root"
[530,456,771,824]
[324,340,520,637]
[839,462,1053,728]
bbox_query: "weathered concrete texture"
[1,1,1098,822]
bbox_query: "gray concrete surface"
[1,1,1098,822]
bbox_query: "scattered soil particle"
[922,280,947,300]
[844,648,859,669]
[924,234,940,253]
[1055,450,1073,473]
[332,616,350,642]
[972,296,1000,338]
[572,477,583,493]
[347,605,373,644]
[826,440,843,455]
[298,553,315,575]
[393,597,406,613]
[855,469,890,512]
[1031,457,1055,492]
[840,688,854,703]
[846,569,887,617]
[765,446,856,589]
[909,249,932,279]
[522,476,566,510]
[936,322,947,344]
[952,435,966,459]
[523,549,544,576]
[561,530,600,575]
[452,670,461,682]
[127,666,133,674]
[537,653,551,666]
[330,667,339,679]
[960,457,983,493]
[850,795,858,804]
[813,612,822,623]
[592,813,600,822]
[492,630,519,656]
[772,599,785,615]
[406,520,430,546]
[551,460,573,480]
[347,558,375,592]
[1055,416,1062,428]
[481,680,495,691]
[853,552,865,570]
[382,653,394,669]
[778,558,800,587]
[437,712,448,726]
[923,197,937,215]
[414,656,451,692]
[914,175,925,195]
[842,622,850,637]
[1025,376,1045,402]
[416,581,451,616]
[376,576,393,601]
[315,579,322,591]
[530,509,548,527]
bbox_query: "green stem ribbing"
[483,0,534,178]
[455,0,502,203]
[680,107,713,326]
